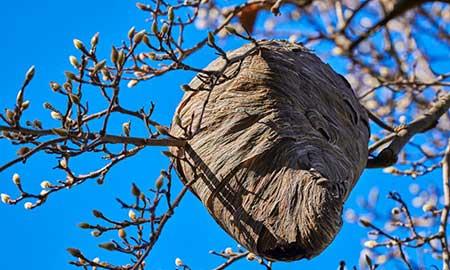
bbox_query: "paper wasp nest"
[170,40,369,261]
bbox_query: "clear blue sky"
[0,1,443,270]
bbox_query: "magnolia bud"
[17,147,30,156]
[92,60,106,75]
[16,90,23,105]
[391,207,401,215]
[65,71,77,81]
[128,209,137,221]
[131,183,141,196]
[66,175,75,188]
[25,65,35,82]
[133,30,146,44]
[91,230,101,237]
[422,202,435,212]
[128,26,136,39]
[69,56,79,68]
[136,3,150,10]
[33,119,42,129]
[364,240,378,248]
[91,32,100,47]
[138,53,147,61]
[127,79,139,88]
[101,68,112,81]
[50,81,61,92]
[122,122,131,136]
[40,180,52,189]
[73,39,85,51]
[175,258,183,266]
[383,166,396,174]
[1,193,11,204]
[111,46,118,64]
[168,6,174,21]
[5,109,14,121]
[152,21,158,34]
[67,248,82,257]
[155,175,164,190]
[78,222,90,229]
[246,253,256,261]
[99,242,116,251]
[63,81,72,91]
[12,173,20,185]
[118,229,126,239]
[142,34,150,46]
[51,111,62,120]
[24,202,33,209]
[59,158,67,169]
[21,100,30,110]
[161,23,169,35]
[92,209,103,218]
[117,50,125,66]
[224,247,232,255]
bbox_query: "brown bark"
[170,40,369,261]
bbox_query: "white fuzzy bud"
[1,193,11,204]
[364,240,377,248]
[246,253,256,261]
[122,122,131,136]
[69,56,79,68]
[73,39,85,51]
[128,209,137,221]
[51,111,63,120]
[59,158,67,169]
[25,65,35,81]
[422,202,435,212]
[127,80,139,88]
[40,180,52,189]
[175,258,183,266]
[12,173,21,185]
[24,202,33,209]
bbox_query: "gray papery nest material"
[170,40,370,261]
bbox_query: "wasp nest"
[170,40,369,261]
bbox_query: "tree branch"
[440,140,450,270]
[213,252,249,270]
[367,92,450,168]
[0,125,186,147]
